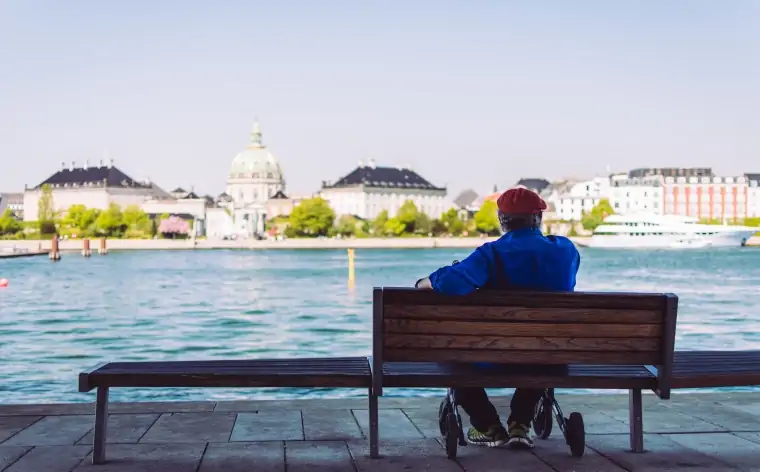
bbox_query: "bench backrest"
[372,287,678,397]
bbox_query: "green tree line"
[279,197,502,238]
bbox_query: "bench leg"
[629,388,643,453]
[93,387,109,464]
[369,388,379,458]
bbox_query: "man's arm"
[424,245,494,295]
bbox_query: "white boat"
[586,214,757,249]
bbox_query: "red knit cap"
[496,187,547,214]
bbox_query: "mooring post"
[82,238,91,257]
[348,248,355,287]
[99,238,108,255]
[49,235,61,261]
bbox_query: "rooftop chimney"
[108,158,114,168]
[84,160,89,169]
[70,161,75,171]
[99,159,104,167]
[61,161,66,170]
[368,158,376,169]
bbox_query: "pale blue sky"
[1,0,757,197]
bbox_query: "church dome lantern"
[229,121,284,182]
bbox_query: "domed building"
[224,121,286,236]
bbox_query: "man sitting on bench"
[415,187,581,449]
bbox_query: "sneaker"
[507,422,534,449]
[466,425,508,447]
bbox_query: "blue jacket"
[428,228,580,294]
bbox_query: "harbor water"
[1,247,759,403]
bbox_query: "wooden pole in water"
[348,248,355,287]
[49,235,61,261]
[99,238,108,255]
[82,238,91,257]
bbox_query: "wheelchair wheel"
[565,412,585,457]
[445,412,460,459]
[438,398,452,436]
[533,397,553,440]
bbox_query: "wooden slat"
[380,287,669,310]
[384,334,660,352]
[385,319,662,338]
[383,348,660,365]
[384,304,663,324]
[381,362,657,389]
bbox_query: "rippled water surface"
[1,248,759,403]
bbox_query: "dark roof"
[270,190,289,200]
[37,165,148,189]
[324,165,444,191]
[515,178,550,193]
[745,173,760,182]
[171,187,186,193]
[182,191,200,199]
[453,189,478,208]
[628,167,713,179]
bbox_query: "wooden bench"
[78,357,371,464]
[671,350,760,388]
[370,287,678,458]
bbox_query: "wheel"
[445,412,459,459]
[533,399,553,440]
[566,412,585,457]
[438,399,451,436]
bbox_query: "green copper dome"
[229,122,284,180]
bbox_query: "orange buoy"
[0,278,8,288]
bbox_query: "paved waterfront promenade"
[2,392,760,471]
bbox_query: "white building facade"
[320,161,448,220]
[548,176,611,221]
[747,174,760,218]
[609,173,663,215]
[22,161,171,221]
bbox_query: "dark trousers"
[453,388,543,431]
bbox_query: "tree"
[474,200,501,235]
[122,205,151,232]
[414,212,432,235]
[371,210,389,236]
[0,209,21,235]
[581,199,614,231]
[440,208,465,235]
[37,184,56,234]
[288,197,335,237]
[397,200,419,233]
[383,218,406,236]
[95,203,125,237]
[336,215,360,237]
[63,204,100,233]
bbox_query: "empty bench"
[369,287,678,457]
[79,357,371,464]
[671,350,760,388]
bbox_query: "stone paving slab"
[198,442,284,472]
[0,447,30,471]
[0,417,40,443]
[303,409,363,440]
[349,439,460,471]
[5,445,91,472]
[76,413,159,445]
[664,433,760,471]
[231,411,303,441]
[532,435,625,472]
[2,415,94,446]
[139,413,236,444]
[353,408,424,440]
[585,433,738,471]
[600,403,726,433]
[74,443,205,472]
[286,441,355,472]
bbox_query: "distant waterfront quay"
[0,236,759,253]
[1,248,759,404]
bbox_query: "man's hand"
[414,277,433,290]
